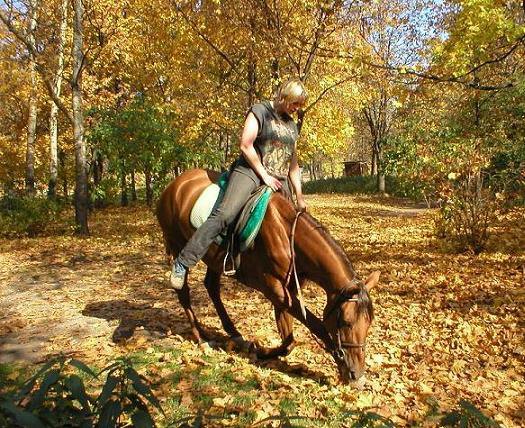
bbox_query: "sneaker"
[170,260,187,290]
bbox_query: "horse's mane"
[271,194,374,320]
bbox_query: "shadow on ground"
[82,299,223,343]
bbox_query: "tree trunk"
[145,168,153,207]
[26,72,37,195]
[371,147,378,176]
[59,149,68,197]
[120,164,128,207]
[297,109,305,134]
[48,0,68,199]
[271,59,280,88]
[25,0,39,196]
[378,174,386,193]
[376,143,385,194]
[92,150,104,208]
[72,0,89,234]
[247,51,256,108]
[130,169,137,202]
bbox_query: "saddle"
[189,172,273,274]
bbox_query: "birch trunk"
[25,0,39,195]
[48,0,68,198]
[72,0,89,234]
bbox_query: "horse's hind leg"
[174,272,209,344]
[204,268,253,351]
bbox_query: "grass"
[0,362,26,393]
[119,345,371,427]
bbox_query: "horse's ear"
[364,271,380,292]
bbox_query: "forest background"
[0,0,524,427]
[0,0,524,238]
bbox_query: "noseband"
[324,282,367,365]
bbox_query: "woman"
[170,78,308,289]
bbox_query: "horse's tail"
[156,179,180,265]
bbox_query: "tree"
[48,0,68,199]
[25,0,39,195]
[88,99,183,207]
[0,0,127,233]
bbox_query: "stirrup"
[223,254,236,276]
[223,239,236,276]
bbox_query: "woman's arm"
[239,112,282,191]
[289,150,306,211]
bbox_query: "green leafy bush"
[0,357,502,427]
[440,400,501,427]
[303,176,378,195]
[303,176,424,199]
[0,196,65,237]
[487,152,525,206]
[0,357,162,428]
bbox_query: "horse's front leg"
[254,276,300,360]
[256,307,296,359]
[204,267,254,352]
[173,271,210,344]
[259,278,334,357]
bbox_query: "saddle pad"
[236,186,273,251]
[190,183,221,229]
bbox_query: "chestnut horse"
[156,169,379,382]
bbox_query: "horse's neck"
[294,215,353,294]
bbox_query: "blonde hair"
[274,78,308,106]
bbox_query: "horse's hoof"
[207,340,220,348]
[199,340,218,352]
[232,336,256,353]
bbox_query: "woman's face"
[282,98,305,115]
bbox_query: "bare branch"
[304,75,356,113]
[170,0,242,80]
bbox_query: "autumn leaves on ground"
[1,195,524,427]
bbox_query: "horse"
[156,169,379,382]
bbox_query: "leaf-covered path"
[0,195,523,426]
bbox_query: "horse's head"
[323,271,379,383]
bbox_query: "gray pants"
[177,170,259,268]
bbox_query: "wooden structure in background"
[343,161,368,176]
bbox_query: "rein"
[283,210,366,367]
[284,210,307,319]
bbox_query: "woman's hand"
[296,196,307,212]
[262,173,283,192]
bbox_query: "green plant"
[95,358,163,427]
[0,196,66,237]
[0,356,162,428]
[303,176,378,195]
[439,400,501,427]
[341,410,395,428]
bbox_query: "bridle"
[323,280,367,365]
